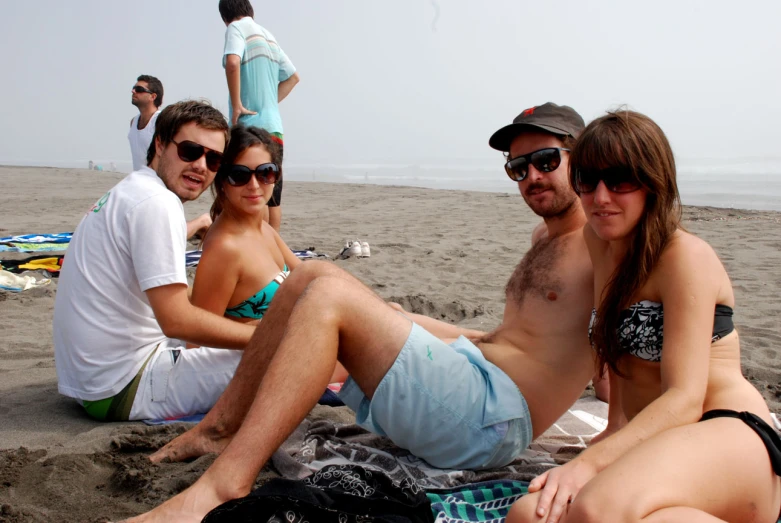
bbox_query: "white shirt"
[128,111,160,171]
[53,167,187,401]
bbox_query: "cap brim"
[488,123,570,152]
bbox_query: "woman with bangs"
[509,111,780,522]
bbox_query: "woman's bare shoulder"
[654,230,732,301]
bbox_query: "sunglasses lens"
[204,151,223,172]
[176,141,204,162]
[505,157,528,182]
[258,164,279,185]
[530,149,561,173]
[604,169,641,193]
[225,166,252,186]
[575,170,599,193]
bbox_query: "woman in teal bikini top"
[189,126,302,329]
[224,265,289,319]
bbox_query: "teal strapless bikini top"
[225,265,289,319]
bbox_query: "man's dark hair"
[146,100,229,165]
[137,74,164,108]
[219,0,254,23]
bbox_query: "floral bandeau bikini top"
[588,300,735,362]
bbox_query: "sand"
[0,165,779,522]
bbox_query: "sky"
[1,0,780,170]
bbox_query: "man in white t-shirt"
[54,100,256,422]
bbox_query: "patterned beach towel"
[426,480,528,523]
[271,397,608,489]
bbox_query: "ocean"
[282,160,781,212]
[6,159,781,212]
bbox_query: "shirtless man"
[124,103,595,523]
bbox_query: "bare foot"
[116,474,243,523]
[149,425,231,463]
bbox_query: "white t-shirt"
[128,111,160,171]
[53,167,188,401]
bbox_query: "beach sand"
[1,166,779,522]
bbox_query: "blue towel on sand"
[0,233,72,244]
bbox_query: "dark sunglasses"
[171,139,223,172]
[504,148,569,182]
[132,85,154,94]
[573,167,642,194]
[221,163,281,187]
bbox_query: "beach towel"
[0,255,65,275]
[0,242,70,253]
[0,269,51,292]
[271,397,608,489]
[426,480,528,523]
[203,465,433,523]
[0,233,72,244]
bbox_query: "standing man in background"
[128,75,212,238]
[129,75,163,172]
[220,0,300,232]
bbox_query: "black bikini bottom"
[700,409,781,476]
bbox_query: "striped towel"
[426,480,527,523]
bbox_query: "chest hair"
[505,236,566,307]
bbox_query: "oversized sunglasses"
[221,163,281,187]
[132,85,154,94]
[504,148,569,182]
[573,167,642,194]
[171,139,223,172]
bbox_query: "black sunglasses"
[220,163,281,187]
[132,85,154,94]
[504,148,569,182]
[573,167,642,194]
[171,139,223,172]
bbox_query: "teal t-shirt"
[223,17,296,133]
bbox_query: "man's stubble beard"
[525,189,578,219]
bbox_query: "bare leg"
[150,261,366,463]
[643,508,727,522]
[125,276,414,522]
[510,418,781,523]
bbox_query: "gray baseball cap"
[489,102,585,152]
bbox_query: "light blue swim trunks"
[339,322,532,470]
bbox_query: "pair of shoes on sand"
[338,240,370,259]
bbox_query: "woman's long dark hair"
[569,110,682,374]
[210,125,283,222]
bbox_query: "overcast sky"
[1,0,780,168]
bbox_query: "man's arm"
[186,212,212,239]
[278,72,299,103]
[388,303,486,340]
[147,283,255,349]
[225,54,257,126]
